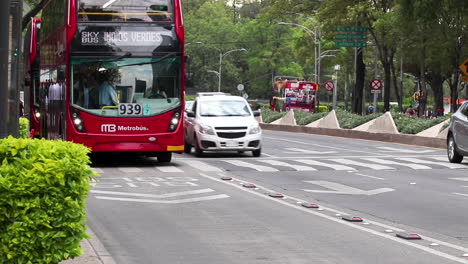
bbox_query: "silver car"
[447,101,468,163]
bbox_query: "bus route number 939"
[118,103,143,116]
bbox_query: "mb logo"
[101,124,116,132]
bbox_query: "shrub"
[0,137,96,264]
[391,112,449,134]
[336,110,383,129]
[19,118,29,139]
[294,110,328,125]
[260,107,286,123]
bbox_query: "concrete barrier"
[306,110,340,129]
[271,110,296,126]
[417,119,449,138]
[255,109,263,123]
[353,112,399,134]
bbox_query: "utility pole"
[0,0,10,138]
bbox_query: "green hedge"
[0,137,96,264]
[391,112,449,134]
[260,107,287,123]
[336,110,383,129]
[294,110,328,125]
[19,118,29,139]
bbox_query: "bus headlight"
[168,110,181,132]
[249,125,261,134]
[71,108,86,132]
[35,111,41,118]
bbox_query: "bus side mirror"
[186,111,195,117]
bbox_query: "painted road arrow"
[303,181,394,196]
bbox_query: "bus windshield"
[78,0,173,22]
[71,57,181,117]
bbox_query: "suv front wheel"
[252,148,261,157]
[448,135,463,163]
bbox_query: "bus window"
[78,0,173,22]
[71,57,181,116]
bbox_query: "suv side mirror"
[187,111,195,118]
[253,111,261,117]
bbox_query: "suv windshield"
[200,100,251,117]
[71,57,181,117]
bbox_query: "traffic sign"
[336,26,368,32]
[324,81,335,91]
[336,41,368,48]
[237,84,244,91]
[460,59,468,75]
[370,79,382,90]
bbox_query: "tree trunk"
[352,48,365,114]
[429,72,444,115]
[22,0,48,30]
[390,58,403,112]
[418,41,427,117]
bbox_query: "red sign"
[324,81,334,91]
[370,79,382,90]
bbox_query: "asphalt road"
[86,130,468,264]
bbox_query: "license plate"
[226,141,237,147]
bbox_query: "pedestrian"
[367,104,375,114]
[406,105,415,116]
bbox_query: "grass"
[294,110,328,125]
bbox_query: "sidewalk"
[60,226,115,264]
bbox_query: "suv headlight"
[198,123,215,135]
[249,125,261,134]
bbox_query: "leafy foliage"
[391,112,450,134]
[18,118,29,139]
[260,107,287,123]
[294,110,328,125]
[336,110,383,129]
[0,137,96,263]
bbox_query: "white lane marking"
[90,189,214,199]
[263,136,373,154]
[295,159,356,171]
[257,159,317,171]
[449,177,468,182]
[260,152,276,157]
[222,160,278,172]
[396,158,468,169]
[330,158,394,170]
[93,168,104,174]
[303,181,394,196]
[361,158,431,170]
[95,194,229,204]
[284,148,336,154]
[198,172,468,264]
[377,147,435,153]
[454,193,468,198]
[156,166,184,173]
[118,167,144,173]
[353,173,386,180]
[181,160,223,172]
[431,156,450,162]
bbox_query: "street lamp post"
[207,70,220,92]
[218,48,246,92]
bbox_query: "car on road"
[184,93,262,157]
[447,101,468,163]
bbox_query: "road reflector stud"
[301,203,319,208]
[269,193,284,198]
[396,232,422,240]
[429,243,439,246]
[342,216,363,222]
[462,253,468,257]
[385,229,394,233]
[221,176,232,181]
[243,183,256,188]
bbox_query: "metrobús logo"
[101,124,149,133]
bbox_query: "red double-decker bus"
[270,77,318,112]
[37,0,185,162]
[23,18,42,137]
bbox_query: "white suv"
[184,94,262,157]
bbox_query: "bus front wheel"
[157,152,172,163]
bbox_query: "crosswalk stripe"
[284,148,336,154]
[395,158,468,169]
[156,166,184,173]
[181,160,224,172]
[222,160,278,172]
[93,168,104,174]
[377,147,435,153]
[257,160,317,171]
[119,167,144,173]
[295,159,355,171]
[361,158,431,170]
[330,159,394,170]
[430,156,449,162]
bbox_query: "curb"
[260,123,447,149]
[60,226,116,264]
